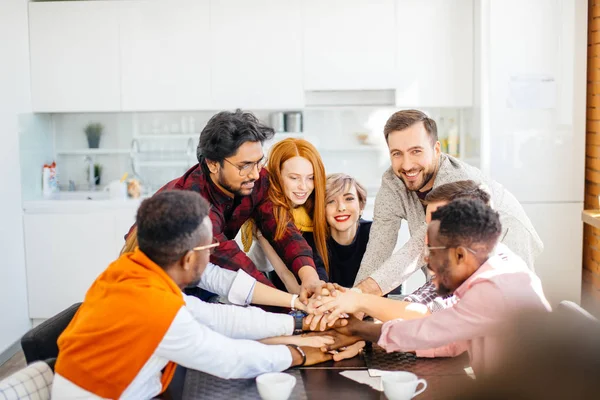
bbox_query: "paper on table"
[339,370,383,392]
[367,369,389,377]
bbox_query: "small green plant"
[94,163,103,185]
[84,122,103,148]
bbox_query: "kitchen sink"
[48,191,110,201]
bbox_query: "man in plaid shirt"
[137,110,324,301]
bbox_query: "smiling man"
[328,199,551,377]
[354,109,543,296]
[131,110,323,301]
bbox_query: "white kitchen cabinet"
[521,203,583,306]
[303,0,397,91]
[29,1,121,112]
[395,0,473,107]
[119,0,212,111]
[210,0,304,109]
[23,208,137,319]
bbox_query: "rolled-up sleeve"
[198,262,256,305]
[378,282,504,352]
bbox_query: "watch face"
[289,310,308,318]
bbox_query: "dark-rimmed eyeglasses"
[223,156,267,177]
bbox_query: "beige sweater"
[354,154,543,294]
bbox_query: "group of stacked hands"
[49,109,551,400]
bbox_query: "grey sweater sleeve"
[370,225,427,295]
[354,180,403,286]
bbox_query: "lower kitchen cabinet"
[23,208,137,319]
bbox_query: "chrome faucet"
[84,156,95,190]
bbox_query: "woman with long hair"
[244,138,329,293]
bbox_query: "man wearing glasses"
[143,109,324,303]
[53,191,342,399]
[322,199,552,377]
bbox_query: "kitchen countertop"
[582,210,600,230]
[23,198,143,214]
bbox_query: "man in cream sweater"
[354,109,543,296]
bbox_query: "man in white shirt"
[52,191,354,399]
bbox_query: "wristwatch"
[289,310,307,335]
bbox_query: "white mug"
[382,371,427,400]
[256,372,296,400]
[104,180,127,200]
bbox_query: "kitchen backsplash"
[19,113,54,201]
[19,107,476,200]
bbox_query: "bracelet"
[287,344,306,367]
[290,294,299,311]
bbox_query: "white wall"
[0,0,32,353]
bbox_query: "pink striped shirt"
[378,247,551,376]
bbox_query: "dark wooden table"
[179,346,474,399]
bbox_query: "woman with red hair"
[243,138,329,293]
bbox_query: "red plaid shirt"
[154,162,316,287]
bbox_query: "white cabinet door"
[24,213,117,319]
[210,0,304,109]
[395,0,473,107]
[303,0,397,91]
[120,0,212,111]
[522,203,583,306]
[29,2,121,112]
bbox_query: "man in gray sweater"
[354,110,543,296]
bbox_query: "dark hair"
[425,180,491,206]
[431,198,502,254]
[383,109,437,144]
[137,191,211,267]
[196,109,275,163]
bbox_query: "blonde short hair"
[326,173,368,211]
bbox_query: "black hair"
[196,109,275,163]
[136,191,211,267]
[431,198,502,253]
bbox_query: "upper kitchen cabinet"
[119,1,212,111]
[210,0,304,109]
[395,0,473,107]
[303,0,397,91]
[29,2,121,112]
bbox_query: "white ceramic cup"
[381,371,427,400]
[256,372,297,400]
[104,180,127,200]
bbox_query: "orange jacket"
[55,249,184,398]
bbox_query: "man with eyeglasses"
[54,191,355,399]
[322,198,551,377]
[128,109,324,304]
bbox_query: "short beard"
[189,277,202,288]
[436,282,452,297]
[434,258,453,297]
[415,169,435,192]
[217,169,255,197]
[404,153,438,192]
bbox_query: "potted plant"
[84,122,103,148]
[94,163,103,185]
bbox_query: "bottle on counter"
[42,161,58,198]
[447,118,459,158]
[438,117,448,153]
